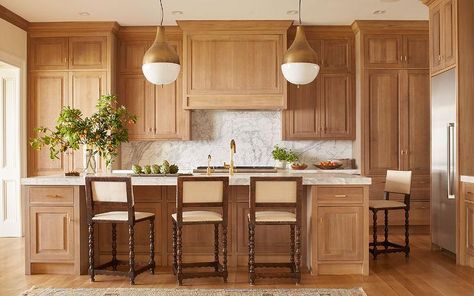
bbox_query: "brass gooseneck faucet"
[229,139,236,176]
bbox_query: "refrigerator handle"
[447,123,455,199]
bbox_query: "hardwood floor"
[2,235,474,296]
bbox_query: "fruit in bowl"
[291,162,308,170]
[314,160,343,170]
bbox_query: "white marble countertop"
[461,176,474,183]
[21,172,371,186]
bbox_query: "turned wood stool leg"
[128,224,136,285]
[290,225,295,273]
[214,224,219,272]
[88,222,95,282]
[172,220,177,275]
[149,218,155,274]
[177,224,183,286]
[223,224,228,282]
[248,223,256,285]
[111,223,117,271]
[295,224,301,284]
[405,208,410,257]
[384,209,389,252]
[372,209,378,260]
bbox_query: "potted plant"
[30,95,136,175]
[271,145,299,169]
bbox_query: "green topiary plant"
[271,145,299,163]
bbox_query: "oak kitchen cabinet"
[353,21,431,231]
[283,27,355,140]
[429,0,457,74]
[24,186,87,275]
[178,21,291,110]
[117,27,190,140]
[27,23,118,176]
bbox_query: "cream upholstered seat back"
[182,180,224,203]
[384,170,412,195]
[91,181,132,204]
[255,181,297,203]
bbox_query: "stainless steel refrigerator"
[431,68,457,253]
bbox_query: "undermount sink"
[193,166,277,174]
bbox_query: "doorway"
[0,61,21,237]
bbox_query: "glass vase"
[83,146,98,175]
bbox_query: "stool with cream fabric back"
[173,176,229,285]
[369,170,412,259]
[248,176,303,285]
[85,176,155,284]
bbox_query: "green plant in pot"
[271,145,299,169]
[30,95,136,175]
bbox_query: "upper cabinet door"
[430,5,443,71]
[321,39,352,72]
[400,70,430,175]
[30,37,69,70]
[283,78,321,140]
[320,74,355,139]
[29,72,69,176]
[118,40,151,74]
[442,0,456,68]
[365,34,404,68]
[69,37,107,69]
[364,70,401,176]
[404,35,429,69]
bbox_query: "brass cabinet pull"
[467,192,473,195]
[334,194,347,198]
[46,194,62,198]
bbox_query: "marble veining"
[121,111,353,171]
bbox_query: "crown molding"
[0,4,29,31]
[177,20,293,33]
[351,20,429,34]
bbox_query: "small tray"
[314,163,343,170]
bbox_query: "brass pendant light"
[142,0,181,85]
[281,0,320,85]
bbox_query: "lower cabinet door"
[30,206,74,261]
[317,206,363,261]
[466,202,474,256]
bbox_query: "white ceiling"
[0,0,428,26]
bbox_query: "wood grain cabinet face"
[321,39,352,72]
[320,74,354,139]
[69,37,107,69]
[317,206,363,261]
[442,0,456,68]
[69,71,107,172]
[404,35,429,68]
[119,40,151,73]
[364,70,401,175]
[466,202,474,256]
[430,5,443,71]
[30,37,69,70]
[29,72,69,175]
[365,35,404,68]
[29,206,74,261]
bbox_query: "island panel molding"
[178,20,291,110]
[21,173,371,275]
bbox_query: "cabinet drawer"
[28,187,74,205]
[317,187,364,203]
[464,183,474,202]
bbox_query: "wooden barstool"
[248,176,303,285]
[172,176,229,285]
[369,170,412,259]
[85,176,155,284]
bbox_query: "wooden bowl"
[291,163,308,170]
[314,163,343,170]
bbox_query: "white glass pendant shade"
[142,26,181,85]
[281,62,320,85]
[281,25,319,85]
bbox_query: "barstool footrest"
[178,261,220,269]
[254,262,294,269]
[254,272,300,279]
[369,240,407,255]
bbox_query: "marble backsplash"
[121,111,353,171]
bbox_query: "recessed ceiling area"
[0,0,428,26]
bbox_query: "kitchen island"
[21,172,371,276]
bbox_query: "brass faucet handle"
[223,162,230,169]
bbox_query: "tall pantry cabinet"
[352,21,431,230]
[27,23,118,176]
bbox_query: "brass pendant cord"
[298,0,302,25]
[159,0,164,26]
